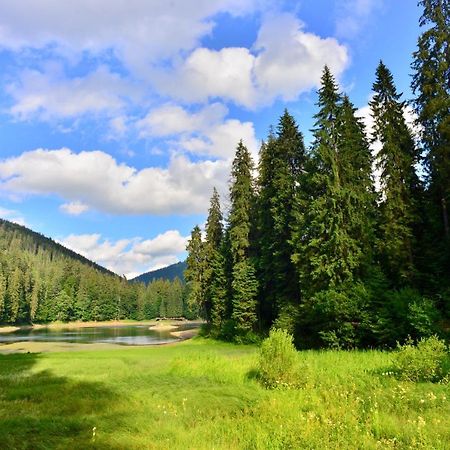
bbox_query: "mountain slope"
[0,218,137,324]
[132,261,186,284]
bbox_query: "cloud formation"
[0,148,231,215]
[155,14,349,108]
[137,103,258,159]
[59,230,188,278]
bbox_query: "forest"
[0,219,191,324]
[185,1,450,348]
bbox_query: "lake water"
[0,323,198,346]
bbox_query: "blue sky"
[0,0,422,278]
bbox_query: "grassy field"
[0,338,449,450]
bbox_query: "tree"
[184,225,206,318]
[370,61,421,285]
[228,141,258,335]
[204,188,224,327]
[257,111,307,329]
[411,0,450,300]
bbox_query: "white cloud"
[7,65,138,120]
[154,13,349,108]
[59,201,89,216]
[59,230,188,278]
[137,103,258,159]
[0,0,258,75]
[0,148,230,215]
[335,0,382,39]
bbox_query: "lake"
[0,323,198,346]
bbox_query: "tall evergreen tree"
[411,0,450,297]
[204,187,227,331]
[257,112,307,328]
[184,225,206,319]
[228,141,258,335]
[293,67,364,294]
[370,61,421,285]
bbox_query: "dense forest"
[0,219,192,324]
[185,0,450,348]
[132,261,187,284]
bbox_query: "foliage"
[392,335,449,383]
[258,328,303,389]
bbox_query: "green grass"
[0,339,449,449]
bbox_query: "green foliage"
[370,61,421,285]
[393,335,449,383]
[258,328,303,389]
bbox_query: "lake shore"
[0,319,203,334]
[0,319,203,353]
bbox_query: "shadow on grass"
[0,353,124,450]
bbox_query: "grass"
[0,338,449,449]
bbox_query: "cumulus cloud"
[59,230,188,278]
[0,0,258,74]
[137,103,258,159]
[154,13,349,108]
[0,148,231,215]
[7,65,138,120]
[59,201,89,216]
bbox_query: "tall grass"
[0,338,448,449]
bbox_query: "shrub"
[257,329,303,389]
[392,335,449,382]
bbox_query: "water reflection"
[0,323,197,346]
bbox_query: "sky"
[0,0,422,278]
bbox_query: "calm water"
[0,323,198,346]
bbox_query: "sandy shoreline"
[0,320,203,354]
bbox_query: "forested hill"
[0,219,114,276]
[0,218,193,324]
[0,218,136,324]
[132,261,186,284]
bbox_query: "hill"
[131,261,186,284]
[0,218,136,324]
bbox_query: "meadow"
[0,338,449,450]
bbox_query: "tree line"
[0,219,192,324]
[185,0,449,347]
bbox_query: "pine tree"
[204,188,224,327]
[228,140,258,335]
[370,61,421,285]
[257,111,307,328]
[184,225,206,318]
[0,274,5,320]
[293,67,361,294]
[411,0,450,297]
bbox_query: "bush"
[392,335,449,382]
[257,329,303,389]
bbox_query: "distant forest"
[0,219,194,324]
[185,0,450,348]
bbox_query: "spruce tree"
[293,67,361,294]
[204,187,227,332]
[184,225,206,319]
[228,140,258,335]
[257,112,307,329]
[411,0,450,296]
[370,61,421,285]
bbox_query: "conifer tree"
[411,0,450,297]
[370,61,420,285]
[228,141,258,335]
[293,67,363,294]
[412,0,450,237]
[204,188,227,331]
[0,274,5,320]
[257,112,307,328]
[184,225,206,318]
